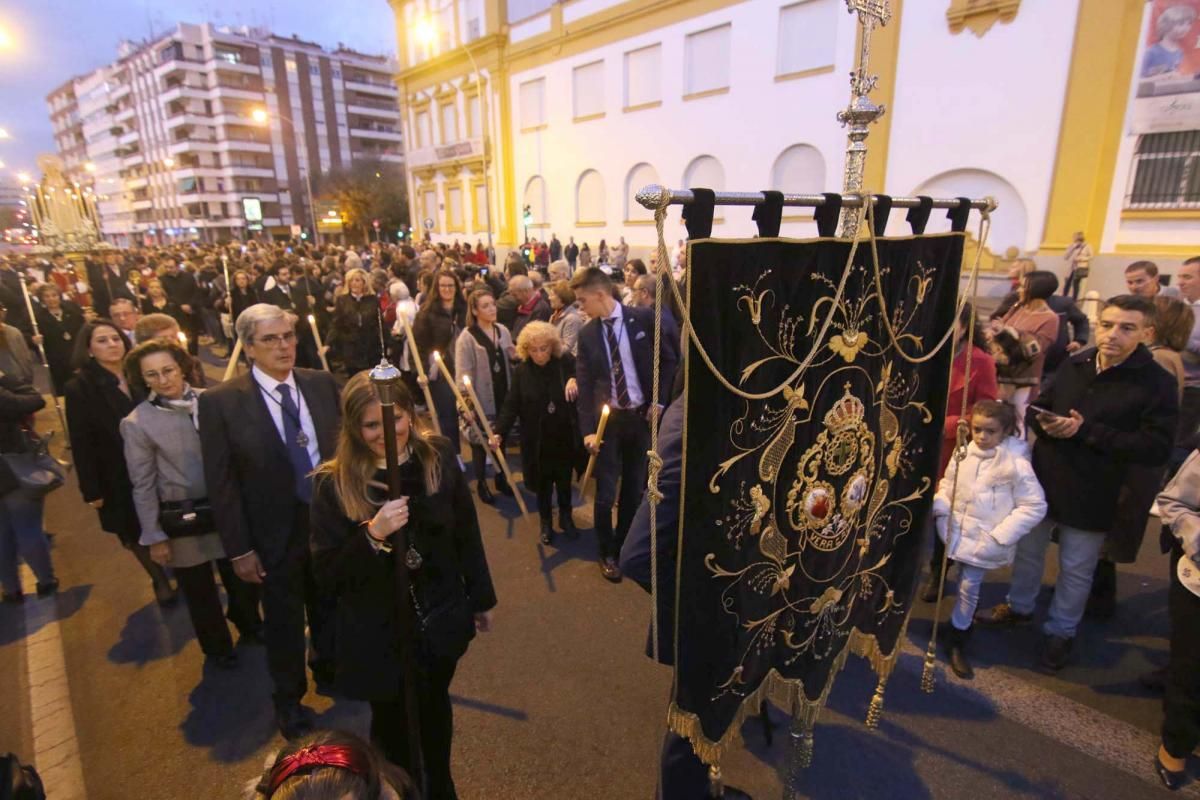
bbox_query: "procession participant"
[491,321,582,545]
[0,369,55,603]
[251,729,418,799]
[310,373,495,799]
[508,275,550,342]
[572,267,678,581]
[329,268,383,377]
[88,251,134,318]
[108,298,141,346]
[412,269,467,444]
[0,302,35,385]
[65,320,177,606]
[454,289,514,504]
[121,340,261,669]
[33,283,85,397]
[548,281,583,357]
[199,303,340,739]
[264,264,320,370]
[134,313,206,388]
[158,259,201,355]
[228,269,261,327]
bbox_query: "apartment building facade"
[47,22,403,245]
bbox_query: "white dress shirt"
[252,365,321,467]
[602,302,646,407]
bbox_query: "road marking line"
[20,566,86,800]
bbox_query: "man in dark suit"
[87,251,134,318]
[264,264,320,370]
[158,260,200,355]
[572,267,678,582]
[199,303,341,739]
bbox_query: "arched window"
[683,155,725,192]
[576,169,606,224]
[910,169,1028,252]
[770,144,825,193]
[523,175,547,227]
[625,162,660,221]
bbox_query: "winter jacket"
[1026,344,1178,532]
[933,438,1047,571]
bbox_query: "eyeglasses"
[256,331,297,347]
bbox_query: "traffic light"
[398,229,406,240]
[523,205,532,225]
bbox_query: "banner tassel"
[865,675,888,728]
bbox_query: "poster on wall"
[1132,0,1200,133]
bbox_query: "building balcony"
[168,139,221,155]
[215,139,272,154]
[347,103,399,119]
[154,58,206,81]
[344,79,397,97]
[164,113,212,130]
[119,129,140,146]
[208,86,265,102]
[125,176,148,190]
[350,127,403,143]
[159,85,211,106]
[404,137,483,169]
[114,104,137,123]
[131,199,153,211]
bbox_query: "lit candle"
[579,404,610,494]
[307,314,330,372]
[462,375,529,516]
[176,331,188,348]
[397,310,439,434]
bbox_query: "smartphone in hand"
[1029,405,1060,418]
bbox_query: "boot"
[477,480,496,504]
[560,510,579,539]
[495,471,514,497]
[944,625,974,680]
[539,517,554,546]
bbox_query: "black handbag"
[0,431,65,499]
[410,583,475,667]
[159,498,216,538]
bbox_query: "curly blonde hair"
[515,320,563,361]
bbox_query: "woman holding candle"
[329,268,383,377]
[489,322,582,544]
[32,283,86,397]
[454,289,514,504]
[413,269,467,446]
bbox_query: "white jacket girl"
[933,436,1047,571]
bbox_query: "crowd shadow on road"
[0,584,92,646]
[535,527,597,593]
[107,600,196,666]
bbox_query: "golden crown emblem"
[823,385,866,432]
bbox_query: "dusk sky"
[0,0,398,175]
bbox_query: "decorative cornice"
[946,0,1020,37]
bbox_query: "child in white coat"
[933,400,1047,679]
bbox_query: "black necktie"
[604,318,632,409]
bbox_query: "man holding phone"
[977,295,1179,671]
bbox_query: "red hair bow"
[265,744,370,796]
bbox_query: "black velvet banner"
[670,232,964,757]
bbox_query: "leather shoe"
[477,480,496,504]
[974,602,1033,629]
[560,512,579,539]
[600,558,622,583]
[35,579,59,598]
[275,703,314,740]
[1038,634,1073,672]
[494,473,514,496]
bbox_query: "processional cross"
[838,0,892,238]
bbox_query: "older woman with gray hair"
[122,339,261,668]
[490,321,583,545]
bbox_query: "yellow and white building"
[391,0,1197,294]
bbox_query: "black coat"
[263,285,321,369]
[309,440,496,701]
[412,302,466,375]
[575,304,679,434]
[199,369,340,566]
[1026,345,1178,532]
[34,302,85,396]
[64,360,142,543]
[159,270,201,309]
[495,353,584,486]
[229,287,261,324]
[86,262,134,318]
[329,293,383,374]
[0,374,46,497]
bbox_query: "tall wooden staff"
[19,278,70,447]
[221,254,243,381]
[397,311,440,435]
[461,375,530,516]
[578,404,610,497]
[369,358,425,791]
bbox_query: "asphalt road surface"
[0,360,1191,799]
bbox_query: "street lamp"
[0,24,13,51]
[0,128,9,139]
[414,11,494,256]
[16,171,30,185]
[253,106,320,245]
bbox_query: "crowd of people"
[2,235,1200,795]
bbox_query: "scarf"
[150,385,200,429]
[518,293,542,316]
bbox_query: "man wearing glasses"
[199,303,341,739]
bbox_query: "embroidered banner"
[669,233,964,759]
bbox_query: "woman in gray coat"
[120,340,260,669]
[455,288,515,503]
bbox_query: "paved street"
[0,363,1192,800]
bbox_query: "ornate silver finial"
[636,183,670,212]
[369,359,403,404]
[838,0,892,239]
